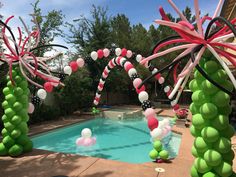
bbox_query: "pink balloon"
[76,137,84,145]
[133,78,142,88]
[28,103,35,114]
[161,128,168,137]
[76,137,96,146]
[144,108,156,119]
[165,125,171,131]
[124,62,133,72]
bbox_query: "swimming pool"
[31,118,182,163]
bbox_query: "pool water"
[31,118,182,163]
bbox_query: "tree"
[31,0,65,56]
[111,14,132,49]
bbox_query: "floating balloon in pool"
[76,128,96,147]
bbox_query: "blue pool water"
[31,118,182,163]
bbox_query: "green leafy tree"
[31,0,65,56]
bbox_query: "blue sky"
[0,0,221,53]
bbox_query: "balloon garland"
[0,15,84,156]
[89,50,172,143]
[137,0,235,176]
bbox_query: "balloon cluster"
[149,140,169,162]
[76,128,96,147]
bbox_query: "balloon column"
[76,128,96,146]
[0,15,84,156]
[88,48,172,143]
[139,0,236,176]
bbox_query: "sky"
[0,0,222,54]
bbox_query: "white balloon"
[81,128,92,138]
[158,121,165,128]
[76,58,85,67]
[162,119,170,127]
[136,54,142,62]
[28,103,35,114]
[119,58,126,66]
[126,50,132,58]
[152,68,158,74]
[103,48,110,57]
[171,100,177,106]
[158,77,165,84]
[96,93,101,98]
[138,91,149,103]
[128,68,137,77]
[91,51,98,60]
[115,48,121,56]
[150,128,162,139]
[94,100,98,105]
[164,86,170,93]
[64,66,72,75]
[99,79,105,84]
[37,89,47,100]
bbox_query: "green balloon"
[16,135,29,145]
[4,108,15,118]
[194,70,205,82]
[189,103,200,115]
[212,69,227,84]
[214,162,232,177]
[202,171,219,177]
[218,105,232,116]
[18,81,28,89]
[0,143,7,156]
[212,91,230,107]
[17,122,29,134]
[153,140,162,151]
[4,122,15,132]
[221,125,235,139]
[19,95,28,104]
[7,81,14,88]
[211,115,228,130]
[23,141,33,152]
[201,80,218,95]
[11,69,17,77]
[5,94,16,104]
[192,114,208,130]
[192,90,208,106]
[1,128,8,137]
[190,125,201,137]
[189,79,200,92]
[223,150,235,163]
[2,100,9,110]
[191,146,203,158]
[2,136,15,148]
[159,150,169,160]
[213,137,231,154]
[8,144,23,157]
[14,75,22,84]
[204,60,219,74]
[194,137,209,153]
[203,149,222,166]
[224,80,234,92]
[3,87,11,95]
[194,157,211,173]
[201,126,219,143]
[11,115,22,125]
[18,110,28,119]
[200,103,218,119]
[11,129,21,138]
[13,102,23,111]
[14,87,24,96]
[2,114,10,123]
[191,165,201,177]
[22,114,29,122]
[149,149,158,159]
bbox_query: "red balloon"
[70,61,78,72]
[121,48,127,57]
[98,83,104,88]
[136,85,146,94]
[173,104,180,111]
[124,63,134,72]
[155,73,161,80]
[147,117,159,131]
[97,49,104,59]
[44,82,53,93]
[95,97,100,102]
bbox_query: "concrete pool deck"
[0,108,236,177]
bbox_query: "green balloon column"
[189,56,235,177]
[149,140,169,162]
[0,67,33,156]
